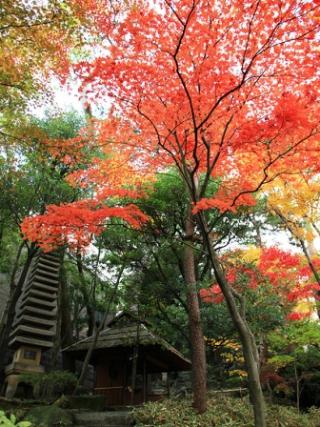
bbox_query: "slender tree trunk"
[74,264,125,392]
[197,212,266,427]
[294,362,300,413]
[8,241,25,294]
[0,240,25,346]
[183,205,207,414]
[60,264,73,348]
[76,253,95,336]
[298,238,320,319]
[0,222,4,259]
[0,245,37,382]
[275,211,320,319]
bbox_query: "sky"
[30,78,84,119]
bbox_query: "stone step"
[72,411,133,427]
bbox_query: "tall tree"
[76,2,320,424]
[22,1,320,424]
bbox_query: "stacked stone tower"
[4,251,61,398]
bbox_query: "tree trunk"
[294,361,300,413]
[197,212,266,427]
[275,212,320,319]
[74,263,125,392]
[60,264,73,348]
[0,245,37,382]
[0,240,25,350]
[298,238,320,319]
[183,205,207,414]
[76,253,95,336]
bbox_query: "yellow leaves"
[229,369,247,378]
[305,230,315,243]
[205,338,241,350]
[241,246,261,264]
[265,174,320,243]
[294,300,313,316]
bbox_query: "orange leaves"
[193,193,256,214]
[21,0,320,252]
[72,0,320,220]
[41,136,88,166]
[21,200,149,252]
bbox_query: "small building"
[63,312,191,406]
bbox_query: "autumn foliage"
[74,0,320,212]
[22,1,320,256]
[200,247,320,320]
[21,200,148,252]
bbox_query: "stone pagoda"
[4,251,61,398]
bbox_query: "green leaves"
[0,411,31,427]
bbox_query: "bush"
[19,371,77,400]
[133,395,320,426]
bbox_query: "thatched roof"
[63,316,191,371]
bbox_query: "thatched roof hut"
[63,312,190,406]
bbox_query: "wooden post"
[122,358,127,405]
[130,320,140,405]
[142,358,146,403]
[130,345,138,405]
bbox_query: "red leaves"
[199,285,224,304]
[200,247,320,321]
[21,200,149,252]
[286,312,308,321]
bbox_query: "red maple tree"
[22,1,320,424]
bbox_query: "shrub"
[19,371,77,400]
